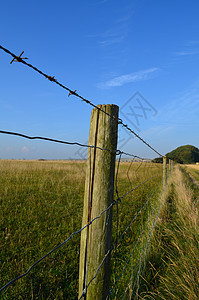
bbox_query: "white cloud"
[99,68,159,88]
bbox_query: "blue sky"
[0,0,199,159]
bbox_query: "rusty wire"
[0,45,165,298]
[0,45,162,157]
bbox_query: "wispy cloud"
[86,6,133,47]
[94,0,109,4]
[158,80,199,124]
[186,40,199,46]
[174,40,199,56]
[99,35,125,47]
[98,68,159,88]
[91,25,127,47]
[175,51,199,56]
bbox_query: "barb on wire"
[0,44,162,157]
[45,75,57,82]
[10,51,28,64]
[68,89,77,96]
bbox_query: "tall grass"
[0,160,162,299]
[0,160,85,299]
[138,166,199,300]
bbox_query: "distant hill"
[153,145,199,164]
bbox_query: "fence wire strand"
[107,181,162,299]
[0,159,163,296]
[0,44,169,299]
[122,189,165,299]
[78,176,162,300]
[0,129,144,159]
[0,44,162,157]
[0,163,160,294]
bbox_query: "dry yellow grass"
[184,164,199,170]
[139,165,199,299]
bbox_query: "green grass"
[0,160,85,299]
[0,160,163,299]
[110,162,163,299]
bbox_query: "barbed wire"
[0,45,162,157]
[0,44,167,298]
[0,125,165,297]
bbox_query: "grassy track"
[138,165,199,299]
[0,160,162,299]
[184,164,199,185]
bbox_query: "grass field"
[0,159,163,299]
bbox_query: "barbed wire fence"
[0,45,173,299]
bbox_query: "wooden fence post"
[78,104,118,300]
[169,159,171,174]
[163,156,167,189]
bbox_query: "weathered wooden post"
[171,160,174,171]
[78,104,118,299]
[169,159,171,174]
[163,156,167,189]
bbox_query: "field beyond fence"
[0,159,164,299]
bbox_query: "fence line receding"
[0,44,173,299]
